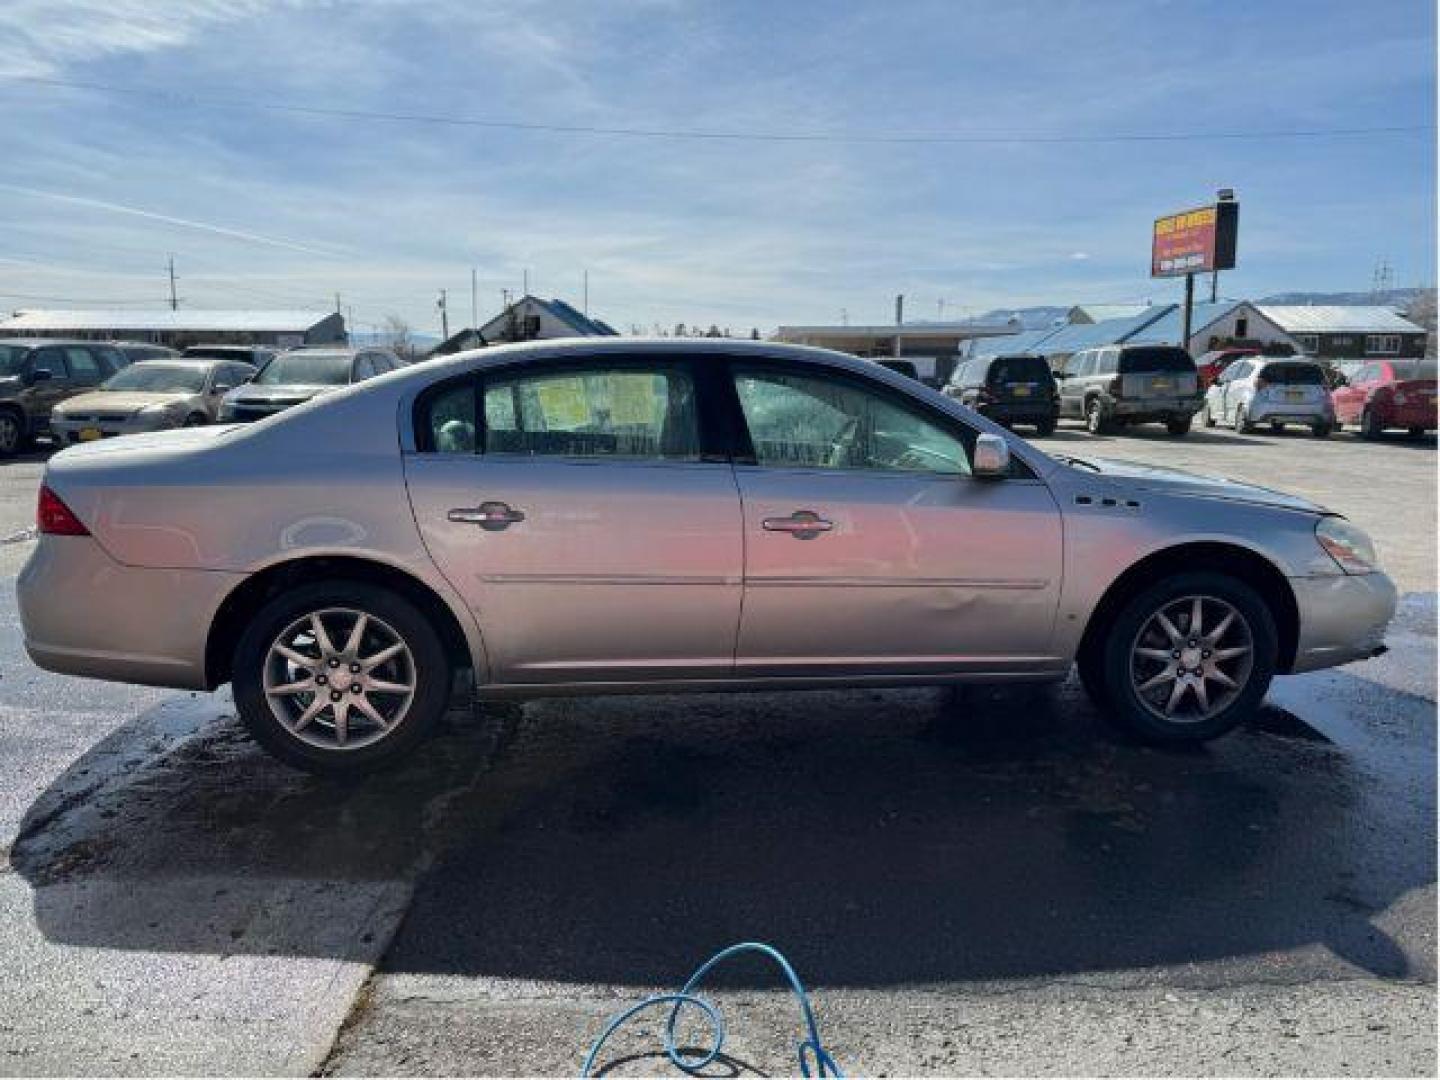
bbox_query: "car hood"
[226,384,339,402]
[54,391,189,414]
[1067,456,1328,514]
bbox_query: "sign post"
[1152,197,1238,352]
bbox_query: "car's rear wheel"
[1200,401,1216,427]
[1233,404,1252,433]
[1361,408,1384,440]
[1270,421,1285,433]
[1165,415,1191,436]
[1408,426,1426,438]
[232,581,451,775]
[1034,416,1057,436]
[0,409,22,458]
[1311,420,1332,438]
[1093,572,1277,743]
[183,412,208,427]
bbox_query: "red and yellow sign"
[1151,201,1238,277]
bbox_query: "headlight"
[1316,517,1381,574]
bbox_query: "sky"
[0,0,1434,338]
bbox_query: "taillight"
[37,485,89,536]
[1108,375,1123,397]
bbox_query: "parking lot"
[0,422,1434,1076]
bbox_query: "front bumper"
[1289,571,1397,674]
[18,535,243,689]
[51,415,177,444]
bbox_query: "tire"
[1165,415,1192,436]
[1200,401,1216,428]
[1232,404,1252,434]
[1408,426,1426,439]
[0,408,23,458]
[183,412,208,427]
[231,580,452,775]
[1085,397,1110,435]
[1095,571,1278,744]
[1311,421,1332,438]
[1034,416,1057,437]
[1360,408,1383,440]
[1270,421,1284,434]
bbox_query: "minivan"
[1059,345,1201,435]
[944,354,1059,434]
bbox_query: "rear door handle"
[448,501,525,531]
[762,510,833,539]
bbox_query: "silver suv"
[1059,345,1202,436]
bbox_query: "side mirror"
[973,433,1011,479]
[26,368,53,385]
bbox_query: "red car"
[1194,347,1260,389]
[1332,359,1438,438]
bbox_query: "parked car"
[217,346,402,422]
[183,344,278,367]
[944,354,1059,434]
[110,342,181,367]
[0,339,120,456]
[49,359,256,444]
[1194,347,1260,389]
[1330,359,1438,439]
[18,340,1395,775]
[1058,345,1201,435]
[1200,357,1334,437]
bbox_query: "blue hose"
[580,942,843,1078]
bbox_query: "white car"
[1201,357,1334,437]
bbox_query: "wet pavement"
[0,430,1434,1075]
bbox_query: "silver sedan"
[18,340,1396,774]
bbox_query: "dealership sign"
[1151,200,1239,277]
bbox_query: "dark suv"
[944,354,1060,434]
[1058,344,1201,436]
[0,339,121,456]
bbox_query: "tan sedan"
[49,358,255,445]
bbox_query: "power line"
[5,74,1430,146]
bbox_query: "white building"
[0,309,345,348]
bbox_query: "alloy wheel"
[1129,595,1254,724]
[0,414,18,454]
[262,607,417,751]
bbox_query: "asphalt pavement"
[0,425,1434,1076]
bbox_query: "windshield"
[1119,347,1195,374]
[252,352,352,386]
[1260,362,1325,385]
[0,344,31,377]
[101,363,209,393]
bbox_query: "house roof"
[1122,300,1248,345]
[0,309,334,333]
[1032,306,1174,355]
[964,327,1063,360]
[541,298,620,336]
[1067,303,1154,324]
[1256,305,1424,334]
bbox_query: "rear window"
[1119,347,1195,374]
[1261,362,1325,385]
[988,356,1052,384]
[1396,361,1438,380]
[253,351,353,386]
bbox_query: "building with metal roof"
[774,320,1019,384]
[1065,303,1155,325]
[0,308,344,348]
[429,295,619,356]
[1256,305,1427,370]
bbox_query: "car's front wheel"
[1085,398,1110,434]
[232,581,451,775]
[0,409,23,458]
[1034,416,1057,436]
[1200,400,1216,427]
[1165,414,1192,436]
[1090,572,1278,743]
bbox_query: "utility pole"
[438,289,449,340]
[167,255,178,311]
[1182,273,1195,352]
[894,293,904,358]
[1209,271,1218,304]
[470,268,478,328]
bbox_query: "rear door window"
[1067,352,1094,377]
[65,347,103,382]
[1118,347,1192,374]
[1094,349,1118,375]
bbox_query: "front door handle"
[448,501,525,531]
[762,510,833,539]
